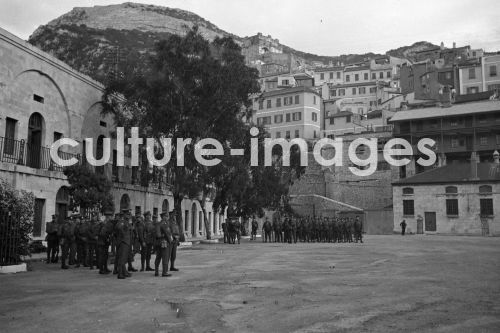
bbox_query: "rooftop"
[345,65,370,72]
[314,66,345,73]
[393,162,500,185]
[260,85,320,98]
[329,81,378,89]
[389,100,500,122]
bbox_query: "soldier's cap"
[121,208,131,213]
[143,211,151,216]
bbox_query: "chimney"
[453,42,456,49]
[470,152,479,180]
[494,150,500,164]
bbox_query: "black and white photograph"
[0,0,499,332]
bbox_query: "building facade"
[393,161,500,236]
[252,86,322,140]
[0,27,224,240]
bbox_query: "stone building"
[252,86,322,140]
[0,27,224,240]
[392,158,500,236]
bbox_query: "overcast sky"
[1,0,499,55]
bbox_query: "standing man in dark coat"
[400,219,407,236]
[155,212,173,277]
[169,211,180,272]
[115,213,132,279]
[74,216,88,268]
[97,209,114,274]
[135,214,147,272]
[142,211,155,271]
[233,218,241,244]
[123,210,138,272]
[250,216,258,241]
[59,217,73,269]
[221,219,228,243]
[87,214,99,269]
[263,217,272,243]
[45,214,59,264]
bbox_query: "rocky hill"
[28,2,438,82]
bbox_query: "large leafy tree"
[63,164,114,215]
[103,27,261,237]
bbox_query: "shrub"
[0,179,35,263]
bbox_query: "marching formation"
[44,209,181,279]
[220,215,364,244]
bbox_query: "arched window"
[120,194,130,211]
[479,185,492,194]
[55,186,70,224]
[162,199,169,214]
[445,186,458,194]
[96,135,105,174]
[402,187,414,195]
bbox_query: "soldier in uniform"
[154,211,173,277]
[124,210,138,272]
[115,212,133,279]
[233,218,241,244]
[169,211,180,272]
[87,214,99,269]
[250,216,258,241]
[263,217,272,243]
[135,213,147,272]
[142,211,156,271]
[59,215,76,269]
[291,217,297,243]
[45,214,59,264]
[221,219,228,243]
[97,209,114,274]
[74,216,89,268]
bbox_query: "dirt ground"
[1,235,500,333]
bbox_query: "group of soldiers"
[44,208,182,279]
[260,215,364,244]
[219,215,363,244]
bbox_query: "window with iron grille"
[364,73,369,80]
[446,199,458,216]
[295,95,300,104]
[4,117,17,155]
[286,113,291,122]
[292,112,302,121]
[267,100,272,108]
[403,200,414,216]
[355,74,359,81]
[329,72,333,79]
[480,198,494,216]
[276,98,281,107]
[274,114,283,123]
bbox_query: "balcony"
[0,136,81,172]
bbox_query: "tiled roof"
[314,66,345,73]
[328,111,353,118]
[393,163,500,185]
[389,100,500,122]
[345,65,370,72]
[329,81,378,88]
[260,85,320,98]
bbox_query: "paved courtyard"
[1,235,500,332]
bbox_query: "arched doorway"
[27,112,45,168]
[56,186,70,224]
[191,203,197,237]
[120,194,130,212]
[162,199,169,214]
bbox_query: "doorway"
[424,212,437,232]
[27,112,44,168]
